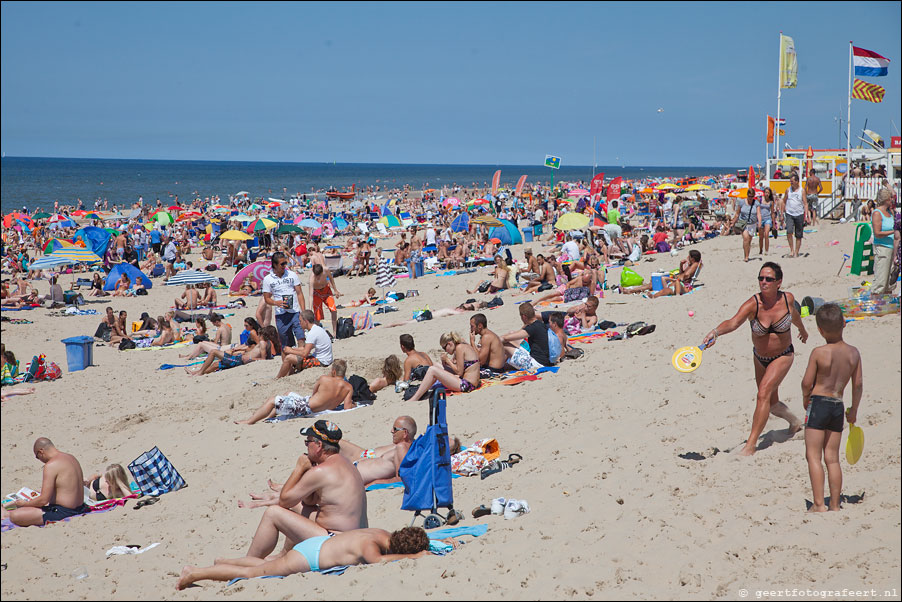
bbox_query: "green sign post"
[544,155,561,198]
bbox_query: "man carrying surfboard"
[800,303,863,513]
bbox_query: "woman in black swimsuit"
[84,463,131,501]
[703,262,808,456]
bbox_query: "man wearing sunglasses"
[262,251,307,348]
[338,416,418,485]
[234,421,368,558]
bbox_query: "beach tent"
[229,260,272,293]
[104,263,153,291]
[379,215,402,228]
[450,213,470,233]
[487,219,522,245]
[73,226,112,258]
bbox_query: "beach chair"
[688,262,704,288]
[399,389,459,529]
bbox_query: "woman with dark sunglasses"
[702,262,808,456]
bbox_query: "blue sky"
[1,1,899,166]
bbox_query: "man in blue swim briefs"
[6,438,91,527]
[177,527,432,589]
[232,421,369,559]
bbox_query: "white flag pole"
[846,41,853,175]
[776,33,783,161]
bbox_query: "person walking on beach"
[702,262,807,456]
[782,174,808,258]
[805,169,822,227]
[262,251,306,348]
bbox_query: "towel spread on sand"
[224,521,485,585]
[263,404,365,423]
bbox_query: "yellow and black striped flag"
[852,78,886,103]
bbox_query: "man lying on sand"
[177,527,433,590]
[236,360,352,424]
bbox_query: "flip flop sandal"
[133,496,160,510]
[636,324,656,336]
[472,505,491,518]
[507,453,523,465]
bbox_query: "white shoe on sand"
[504,499,530,520]
[491,497,507,515]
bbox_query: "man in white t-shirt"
[277,310,333,378]
[425,226,437,247]
[561,236,581,262]
[262,252,307,347]
[782,173,808,258]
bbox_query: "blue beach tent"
[104,263,153,291]
[73,226,113,258]
[487,219,523,245]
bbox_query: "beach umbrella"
[450,213,470,233]
[246,217,278,233]
[277,223,303,234]
[42,238,76,254]
[471,215,503,227]
[82,212,103,220]
[378,215,402,228]
[568,188,590,197]
[3,212,33,228]
[685,184,712,191]
[443,197,461,206]
[32,212,52,220]
[248,203,263,211]
[467,198,490,208]
[375,257,396,291]
[29,255,77,271]
[153,211,174,225]
[168,205,184,212]
[220,229,253,241]
[49,247,102,264]
[638,187,656,194]
[664,193,677,200]
[331,217,349,231]
[48,213,70,223]
[229,261,272,293]
[233,213,253,223]
[554,212,591,231]
[487,219,522,246]
[298,218,322,230]
[655,183,678,190]
[165,270,219,286]
[177,211,203,222]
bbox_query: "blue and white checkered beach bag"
[128,447,187,496]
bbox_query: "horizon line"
[0,154,740,170]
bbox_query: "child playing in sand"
[800,303,863,512]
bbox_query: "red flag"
[590,172,606,198]
[748,166,755,190]
[515,175,528,198]
[491,170,501,196]
[606,177,622,201]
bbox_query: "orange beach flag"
[767,116,775,143]
[491,170,501,195]
[851,79,885,103]
[515,175,528,198]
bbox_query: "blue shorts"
[275,312,305,348]
[42,503,91,524]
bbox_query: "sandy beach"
[1,220,900,600]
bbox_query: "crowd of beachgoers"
[1,169,899,596]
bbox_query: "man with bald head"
[5,438,89,526]
[339,416,417,485]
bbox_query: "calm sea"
[1,157,733,213]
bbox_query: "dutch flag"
[776,118,786,126]
[853,46,890,77]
